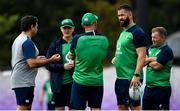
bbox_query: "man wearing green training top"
[38,74,55,110]
[46,18,75,110]
[69,12,109,110]
[112,4,147,110]
[142,27,174,110]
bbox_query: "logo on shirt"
[65,53,70,62]
[25,99,30,103]
[117,44,121,50]
[116,43,122,54]
[149,50,161,56]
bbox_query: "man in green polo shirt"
[38,74,55,110]
[112,4,147,110]
[69,12,109,110]
[142,27,174,110]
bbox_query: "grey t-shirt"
[10,33,39,89]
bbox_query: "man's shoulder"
[127,25,145,36]
[161,44,173,54]
[49,36,64,46]
[74,33,86,38]
[22,38,34,47]
[14,33,28,43]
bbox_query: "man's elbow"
[149,62,163,70]
[26,59,38,69]
[152,66,162,70]
[27,63,37,69]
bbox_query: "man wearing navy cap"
[69,12,109,110]
[46,18,75,110]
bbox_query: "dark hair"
[152,27,167,38]
[20,15,38,31]
[118,4,132,12]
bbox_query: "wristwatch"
[134,73,140,77]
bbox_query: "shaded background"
[1,0,180,70]
[0,0,180,110]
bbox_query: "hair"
[20,15,38,31]
[152,27,167,38]
[118,4,133,12]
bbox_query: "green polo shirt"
[115,24,147,80]
[71,30,109,86]
[62,39,73,84]
[146,44,174,87]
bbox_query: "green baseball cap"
[81,13,98,26]
[61,19,74,27]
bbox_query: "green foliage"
[0,0,180,69]
[0,15,19,35]
[0,0,88,70]
[0,15,19,70]
[149,0,180,34]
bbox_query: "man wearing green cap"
[69,12,109,110]
[46,18,75,110]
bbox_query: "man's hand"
[145,57,157,64]
[50,54,61,62]
[130,75,140,87]
[64,63,74,70]
[111,57,115,64]
[68,51,75,60]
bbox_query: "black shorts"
[115,79,141,106]
[70,81,103,110]
[142,86,171,110]
[47,102,55,110]
[13,86,34,105]
[52,82,72,107]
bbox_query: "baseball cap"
[81,13,98,26]
[61,19,74,28]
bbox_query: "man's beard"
[119,18,130,27]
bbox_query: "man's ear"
[31,24,34,29]
[128,11,133,18]
[81,23,85,28]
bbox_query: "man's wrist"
[134,73,140,77]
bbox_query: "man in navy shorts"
[11,15,60,110]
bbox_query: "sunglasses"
[62,26,72,29]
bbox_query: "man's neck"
[153,41,166,48]
[63,36,72,42]
[85,26,96,32]
[22,31,32,38]
[125,22,135,29]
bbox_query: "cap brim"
[61,25,74,28]
[95,15,98,20]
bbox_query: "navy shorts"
[13,86,34,105]
[70,81,103,110]
[52,82,72,107]
[115,79,141,106]
[47,102,55,110]
[142,86,171,110]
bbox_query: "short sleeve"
[157,47,174,65]
[133,30,147,48]
[22,39,36,59]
